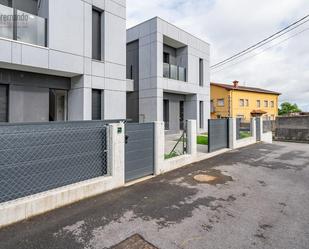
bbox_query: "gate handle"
[125,135,129,144]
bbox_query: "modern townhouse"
[0,0,126,123]
[126,17,210,134]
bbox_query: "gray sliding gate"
[125,123,154,182]
[0,121,108,203]
[208,119,230,153]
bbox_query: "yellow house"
[211,81,281,122]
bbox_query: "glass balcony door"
[0,3,14,39]
[0,2,47,47]
[163,63,186,82]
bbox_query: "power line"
[211,14,309,69]
[212,27,309,75]
[211,18,309,70]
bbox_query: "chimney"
[233,80,239,88]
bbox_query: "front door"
[49,89,67,121]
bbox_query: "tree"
[278,102,302,116]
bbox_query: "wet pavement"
[0,142,309,249]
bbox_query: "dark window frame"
[199,58,204,86]
[163,52,170,64]
[199,101,204,129]
[0,84,9,123]
[92,89,102,120]
[92,7,103,61]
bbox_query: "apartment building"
[126,17,210,134]
[0,0,126,123]
[211,81,281,121]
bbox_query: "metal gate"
[256,118,261,141]
[0,121,108,203]
[208,119,229,153]
[125,123,154,182]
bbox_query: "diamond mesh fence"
[0,121,108,203]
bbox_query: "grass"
[197,135,208,145]
[164,151,180,160]
[239,131,252,139]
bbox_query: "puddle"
[194,175,218,183]
[193,169,233,185]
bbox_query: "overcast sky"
[126,0,309,111]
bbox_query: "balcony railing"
[163,63,186,82]
[0,4,47,47]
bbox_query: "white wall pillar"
[107,122,125,186]
[250,118,257,140]
[154,121,165,175]
[187,120,197,155]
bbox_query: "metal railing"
[163,63,186,82]
[236,119,252,140]
[166,129,187,159]
[0,4,47,47]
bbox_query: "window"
[199,101,204,129]
[92,89,102,120]
[239,99,244,107]
[13,0,39,15]
[0,84,8,122]
[163,99,169,130]
[163,52,170,64]
[49,89,68,121]
[199,58,204,86]
[0,0,47,46]
[270,101,274,108]
[257,100,261,108]
[0,0,10,7]
[92,8,102,60]
[129,65,133,80]
[211,100,215,112]
[264,100,269,107]
[245,99,249,106]
[217,99,224,107]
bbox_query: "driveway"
[0,142,309,249]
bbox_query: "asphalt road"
[0,142,309,249]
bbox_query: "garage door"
[125,123,154,182]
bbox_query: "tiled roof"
[211,82,281,95]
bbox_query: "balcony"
[163,63,186,82]
[0,3,47,47]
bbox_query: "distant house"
[211,81,281,122]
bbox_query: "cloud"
[127,0,309,111]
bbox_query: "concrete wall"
[126,17,210,133]
[0,0,127,123]
[275,116,309,142]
